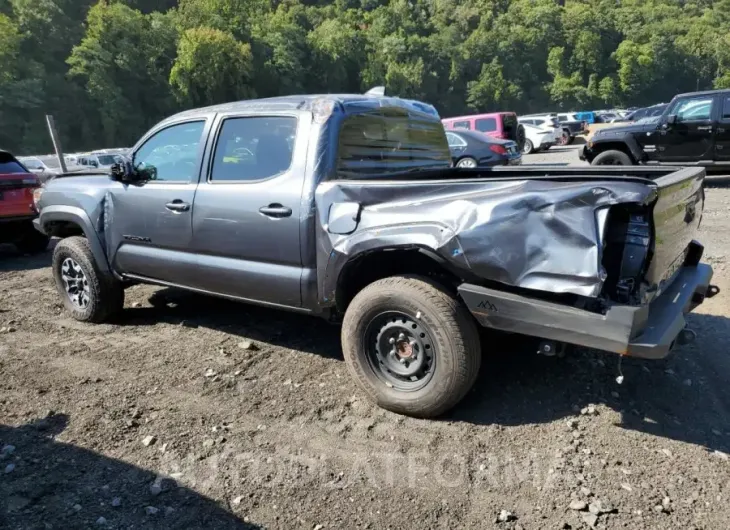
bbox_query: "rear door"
[715,93,730,162]
[189,113,308,307]
[656,95,716,163]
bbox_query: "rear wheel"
[52,236,124,323]
[591,149,633,166]
[15,228,49,254]
[341,276,482,418]
[558,130,570,146]
[457,157,477,168]
[521,139,534,155]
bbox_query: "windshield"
[21,158,44,170]
[39,156,61,169]
[337,109,451,178]
[97,155,118,166]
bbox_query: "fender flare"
[39,205,111,272]
[622,134,646,162]
[320,223,466,305]
[592,135,645,163]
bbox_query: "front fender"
[39,205,111,272]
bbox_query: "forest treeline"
[1,0,729,154]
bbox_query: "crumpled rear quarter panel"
[316,177,655,304]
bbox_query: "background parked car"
[18,156,60,183]
[624,103,668,122]
[445,129,521,167]
[0,151,50,253]
[521,123,555,154]
[555,113,588,141]
[442,112,522,144]
[518,115,563,145]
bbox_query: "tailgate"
[645,167,705,293]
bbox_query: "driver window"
[133,121,205,182]
[674,98,713,123]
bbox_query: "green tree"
[170,27,256,106]
[67,3,179,147]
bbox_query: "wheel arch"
[40,205,111,272]
[333,246,464,314]
[591,139,642,163]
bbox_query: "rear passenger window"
[723,96,730,120]
[475,118,497,132]
[211,117,296,182]
[452,120,471,130]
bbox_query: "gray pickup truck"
[34,93,718,417]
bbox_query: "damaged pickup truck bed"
[35,93,718,417]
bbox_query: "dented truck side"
[35,93,719,417]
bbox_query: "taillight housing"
[489,144,507,155]
[32,187,44,212]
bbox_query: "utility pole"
[46,115,68,173]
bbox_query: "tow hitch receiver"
[706,285,720,298]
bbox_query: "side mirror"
[110,160,138,183]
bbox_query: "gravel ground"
[522,143,587,167]
[1,168,730,529]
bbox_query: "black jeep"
[581,90,730,167]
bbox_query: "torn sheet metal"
[316,177,656,303]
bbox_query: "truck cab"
[582,89,730,166]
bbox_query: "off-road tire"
[15,228,50,254]
[341,275,481,418]
[591,149,633,166]
[52,236,124,323]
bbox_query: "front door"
[189,113,308,308]
[715,94,730,162]
[107,119,209,286]
[656,95,716,163]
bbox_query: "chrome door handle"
[165,200,190,212]
[697,126,713,131]
[259,204,292,218]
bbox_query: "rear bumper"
[0,214,35,224]
[458,263,715,360]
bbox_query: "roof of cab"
[165,94,441,123]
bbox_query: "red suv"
[0,150,50,254]
[442,112,521,142]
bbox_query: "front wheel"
[341,276,482,418]
[456,157,477,168]
[52,236,124,323]
[591,149,633,166]
[521,139,534,155]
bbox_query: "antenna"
[365,86,385,97]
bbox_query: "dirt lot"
[2,180,730,530]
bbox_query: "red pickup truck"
[0,150,50,254]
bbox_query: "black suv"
[581,90,730,167]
